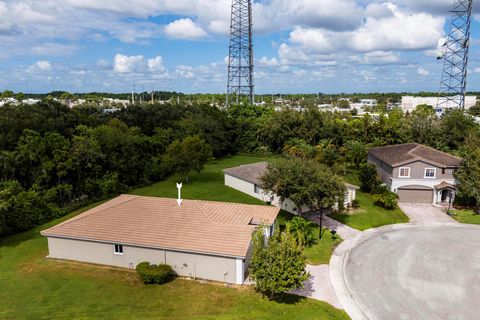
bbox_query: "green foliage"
[345,140,367,168]
[136,262,174,285]
[259,158,346,215]
[249,228,309,299]
[373,191,399,210]
[164,135,213,183]
[455,132,480,214]
[359,163,382,193]
[0,180,60,236]
[286,216,316,246]
[351,199,360,208]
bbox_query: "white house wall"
[224,174,301,214]
[225,174,355,214]
[47,237,240,284]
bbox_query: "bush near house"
[136,262,174,285]
[373,191,399,210]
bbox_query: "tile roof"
[41,195,279,258]
[368,143,462,167]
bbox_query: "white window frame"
[424,168,436,178]
[114,244,124,255]
[399,167,411,178]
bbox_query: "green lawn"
[451,209,480,224]
[329,191,409,231]
[277,211,342,265]
[131,155,268,205]
[0,156,349,319]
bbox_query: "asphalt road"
[344,225,480,320]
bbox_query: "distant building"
[401,96,477,113]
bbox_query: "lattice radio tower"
[437,0,473,109]
[226,0,254,106]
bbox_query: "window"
[425,168,436,178]
[254,184,261,194]
[399,167,410,178]
[114,244,123,255]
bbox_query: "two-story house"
[367,143,462,205]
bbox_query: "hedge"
[136,262,174,285]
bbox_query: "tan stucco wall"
[391,160,456,180]
[368,154,394,186]
[47,237,239,284]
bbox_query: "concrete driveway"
[331,224,480,320]
[399,203,457,224]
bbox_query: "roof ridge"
[414,144,462,160]
[193,200,221,225]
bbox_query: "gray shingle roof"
[368,143,462,167]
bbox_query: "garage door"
[397,188,433,203]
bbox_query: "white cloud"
[113,54,146,73]
[417,66,430,76]
[258,57,279,67]
[474,67,480,74]
[147,56,165,73]
[36,60,52,71]
[164,18,208,40]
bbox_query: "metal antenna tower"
[227,0,254,106]
[437,0,473,110]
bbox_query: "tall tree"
[260,158,345,237]
[455,132,480,214]
[164,135,212,183]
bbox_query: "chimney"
[176,183,183,206]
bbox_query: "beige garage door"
[398,188,433,203]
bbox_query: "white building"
[224,162,359,215]
[401,96,477,113]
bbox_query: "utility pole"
[226,0,254,106]
[437,0,473,110]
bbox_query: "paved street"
[339,224,480,320]
[398,203,457,224]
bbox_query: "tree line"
[1,100,479,237]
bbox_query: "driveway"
[398,203,457,224]
[291,265,343,309]
[330,224,480,320]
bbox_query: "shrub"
[136,262,174,285]
[286,216,316,247]
[351,199,360,209]
[359,163,381,193]
[373,191,399,210]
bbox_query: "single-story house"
[368,143,462,205]
[41,194,279,285]
[223,162,359,215]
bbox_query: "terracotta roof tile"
[41,195,279,258]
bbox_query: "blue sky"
[0,0,479,94]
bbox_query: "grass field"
[329,191,409,231]
[131,155,268,204]
[0,155,349,319]
[451,209,480,224]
